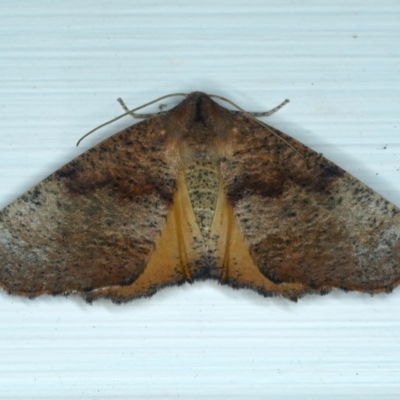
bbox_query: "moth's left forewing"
[221,114,400,297]
[0,116,188,300]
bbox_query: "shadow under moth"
[0,91,399,303]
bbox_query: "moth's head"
[164,92,233,156]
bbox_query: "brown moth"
[1,91,400,303]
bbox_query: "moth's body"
[184,157,219,240]
[1,91,400,302]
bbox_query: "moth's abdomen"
[184,157,219,239]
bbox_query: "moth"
[1,91,400,303]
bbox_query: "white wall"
[0,1,399,398]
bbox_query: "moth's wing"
[209,182,309,300]
[219,115,400,298]
[0,117,193,302]
[86,171,205,302]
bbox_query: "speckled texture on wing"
[0,116,181,298]
[222,115,400,295]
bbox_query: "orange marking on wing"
[211,185,308,297]
[88,171,203,300]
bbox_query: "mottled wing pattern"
[222,114,400,297]
[0,116,183,300]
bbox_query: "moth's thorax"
[165,92,233,149]
[184,155,220,240]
